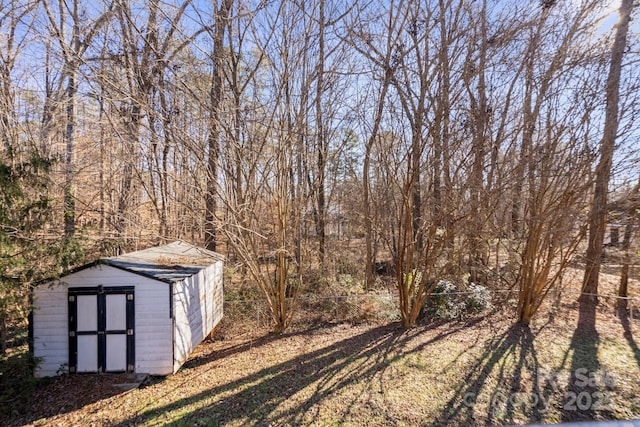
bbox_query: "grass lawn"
[6,295,640,427]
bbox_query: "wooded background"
[1,0,639,335]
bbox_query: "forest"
[1,0,639,370]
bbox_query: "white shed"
[31,241,224,377]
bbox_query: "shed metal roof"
[102,241,224,284]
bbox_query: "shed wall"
[173,260,224,372]
[33,265,173,377]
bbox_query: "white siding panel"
[132,279,172,375]
[172,260,224,373]
[173,276,196,372]
[137,362,173,376]
[212,263,224,327]
[33,283,69,377]
[64,265,149,287]
[133,331,169,341]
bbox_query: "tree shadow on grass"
[558,299,611,423]
[434,323,546,427]
[618,305,640,371]
[179,326,318,371]
[14,329,313,426]
[113,319,484,427]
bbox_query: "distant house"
[604,191,640,248]
[31,241,224,377]
[604,223,625,247]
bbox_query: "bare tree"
[0,1,38,155]
[313,0,328,263]
[95,0,208,241]
[514,1,603,324]
[617,180,640,311]
[299,0,354,266]
[205,0,234,251]
[382,0,463,327]
[464,0,490,284]
[582,0,635,304]
[0,0,38,355]
[218,0,307,332]
[42,0,115,235]
[345,0,405,288]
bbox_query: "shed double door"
[68,287,135,373]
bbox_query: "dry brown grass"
[5,258,640,426]
[6,292,640,427]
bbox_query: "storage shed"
[32,241,224,377]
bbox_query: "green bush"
[0,348,41,418]
[465,283,493,314]
[424,280,493,320]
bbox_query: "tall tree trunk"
[63,67,77,236]
[0,312,6,355]
[0,52,14,154]
[315,0,327,264]
[363,71,392,289]
[354,4,401,290]
[514,2,592,325]
[40,42,56,159]
[44,0,115,235]
[205,0,233,251]
[61,1,81,236]
[467,0,488,284]
[582,0,633,303]
[618,181,639,311]
[117,104,140,236]
[411,125,423,251]
[98,90,106,232]
[618,215,633,311]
